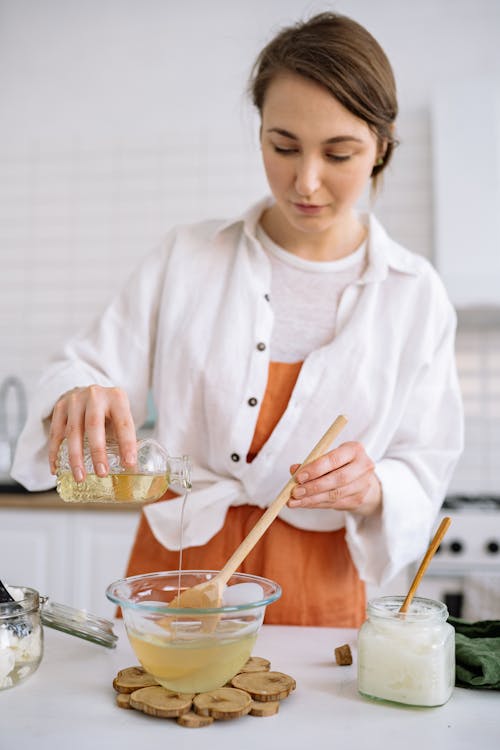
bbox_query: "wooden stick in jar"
[399,516,452,614]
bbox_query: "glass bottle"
[357,595,455,707]
[55,438,191,503]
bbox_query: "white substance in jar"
[357,596,455,707]
[0,585,43,690]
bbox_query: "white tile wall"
[0,110,432,390]
[0,138,268,390]
[450,326,500,494]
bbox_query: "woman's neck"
[259,205,367,262]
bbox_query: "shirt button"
[248,397,258,407]
[231,453,240,462]
[256,342,266,351]
[264,293,270,302]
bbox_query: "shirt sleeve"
[11,240,170,490]
[343,299,464,586]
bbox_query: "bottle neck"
[167,455,192,491]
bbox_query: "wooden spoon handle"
[217,415,348,586]
[399,516,452,613]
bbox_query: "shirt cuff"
[344,458,436,586]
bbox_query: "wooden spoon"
[399,515,451,613]
[170,414,348,609]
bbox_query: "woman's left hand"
[287,441,382,517]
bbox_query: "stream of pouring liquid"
[177,489,190,600]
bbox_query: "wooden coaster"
[177,711,214,728]
[113,666,159,694]
[193,687,252,719]
[238,656,271,673]
[250,699,280,717]
[129,686,194,718]
[112,656,295,728]
[116,693,132,709]
[230,671,296,702]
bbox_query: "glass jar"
[0,585,43,690]
[357,596,455,707]
[56,438,191,503]
[1,582,118,691]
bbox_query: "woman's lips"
[292,202,326,215]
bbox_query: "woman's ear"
[374,123,396,168]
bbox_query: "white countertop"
[1,621,498,750]
[0,489,143,511]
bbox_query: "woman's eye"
[326,153,352,162]
[273,145,298,155]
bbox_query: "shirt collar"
[212,196,273,243]
[361,213,421,284]
[213,197,421,282]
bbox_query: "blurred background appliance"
[417,495,500,619]
[0,376,27,487]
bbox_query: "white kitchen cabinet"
[0,508,70,601]
[432,78,500,308]
[0,504,140,618]
[70,510,141,616]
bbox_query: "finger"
[288,470,374,510]
[84,386,110,477]
[291,462,355,500]
[291,450,374,501]
[48,399,69,474]
[107,389,137,467]
[64,391,87,482]
[289,463,301,475]
[294,442,358,483]
[294,441,373,485]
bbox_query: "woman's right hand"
[48,385,137,482]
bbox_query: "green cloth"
[448,616,500,690]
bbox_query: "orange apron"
[125,362,365,627]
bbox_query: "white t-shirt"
[256,224,366,362]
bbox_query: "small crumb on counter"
[334,644,352,666]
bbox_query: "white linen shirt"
[12,197,464,586]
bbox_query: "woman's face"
[260,73,381,241]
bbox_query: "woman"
[12,13,463,627]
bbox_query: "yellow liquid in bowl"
[128,629,258,693]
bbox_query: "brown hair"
[250,12,398,182]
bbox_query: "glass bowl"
[0,585,43,690]
[106,570,281,693]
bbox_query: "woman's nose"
[294,157,322,197]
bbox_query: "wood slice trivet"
[129,686,195,718]
[237,656,271,673]
[249,699,280,716]
[193,687,251,719]
[113,666,159,693]
[115,693,132,709]
[177,710,215,728]
[230,671,296,701]
[112,656,295,728]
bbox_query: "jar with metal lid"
[0,585,43,690]
[357,595,455,707]
[56,437,191,503]
[1,582,118,690]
